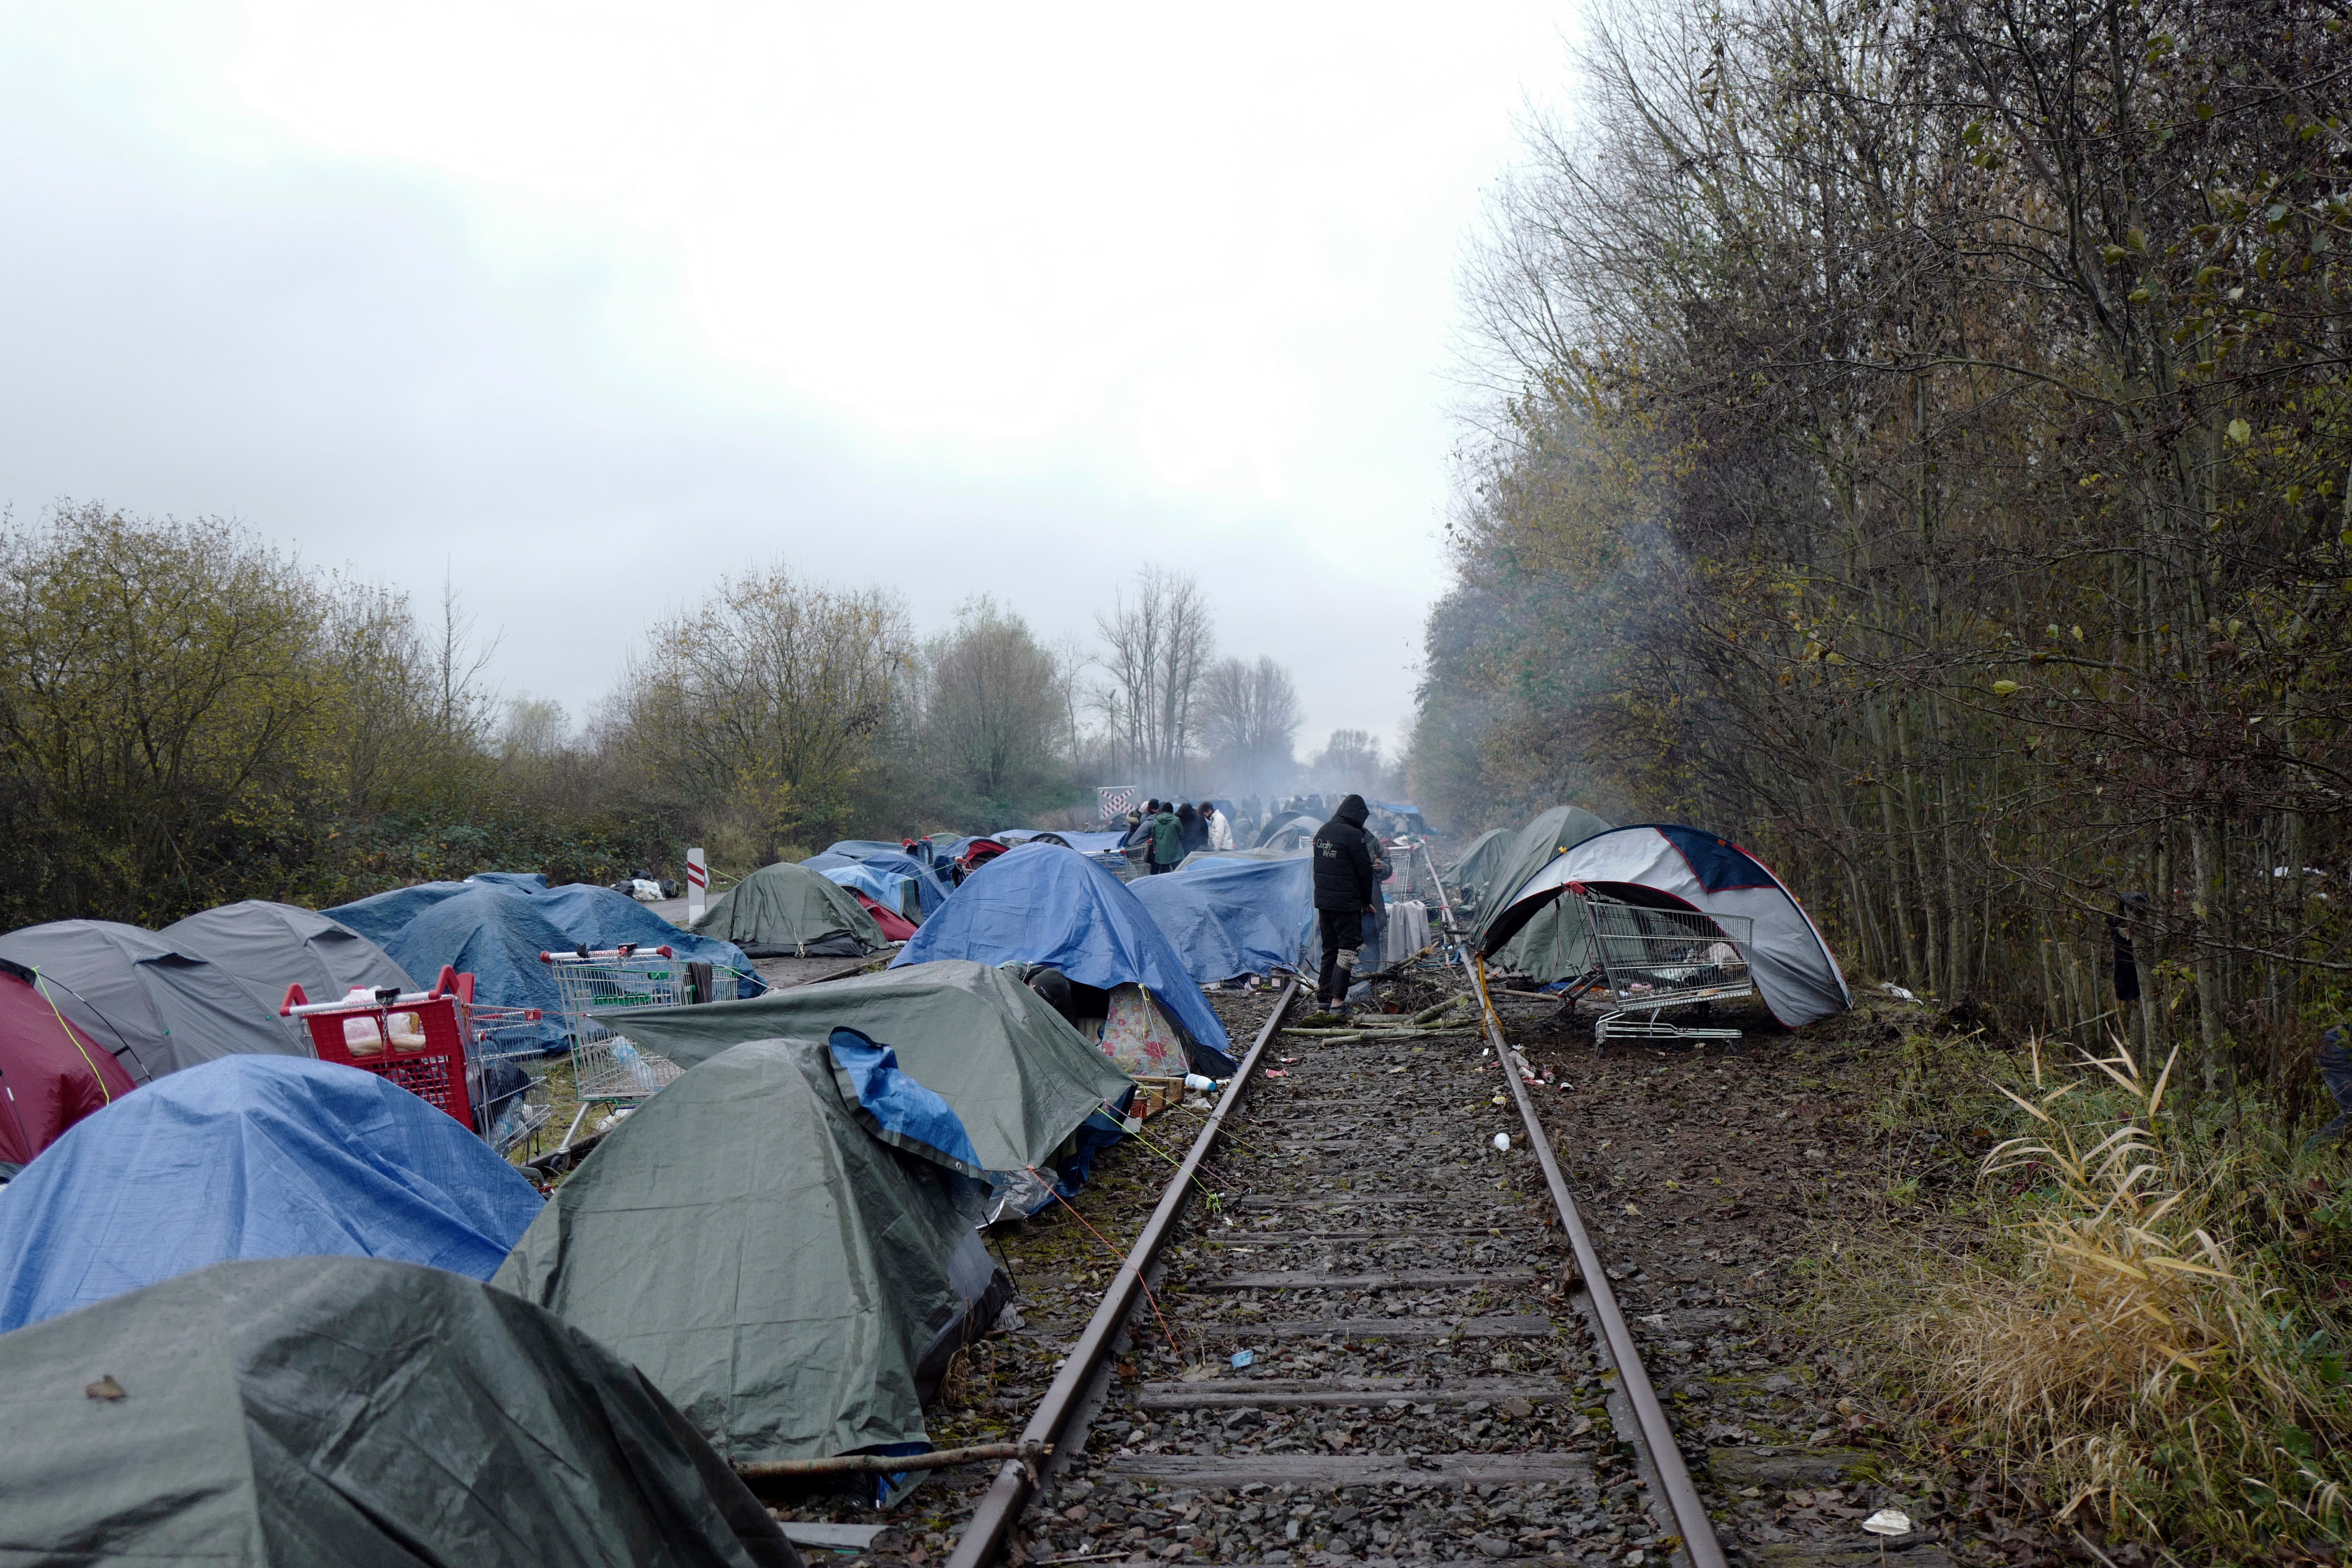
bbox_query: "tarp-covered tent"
[320,879,472,945]
[161,900,415,1017]
[494,1033,1003,1467]
[0,956,135,1173]
[0,1256,797,1568]
[1447,829,1514,909]
[999,829,1126,857]
[601,959,1132,1211]
[1480,823,1854,1028]
[528,883,761,993]
[1129,854,1314,985]
[380,884,581,1052]
[891,843,1236,1074]
[0,1055,544,1332]
[810,858,925,920]
[693,861,888,958]
[813,843,954,917]
[0,920,310,1082]
[1255,810,1321,850]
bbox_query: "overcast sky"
[0,3,1572,760]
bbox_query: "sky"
[0,2,1575,761]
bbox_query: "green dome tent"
[601,959,1135,1215]
[1446,829,1514,910]
[493,1035,1000,1469]
[0,1256,795,1567]
[1474,806,1614,982]
[692,861,887,957]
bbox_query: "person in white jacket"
[1202,800,1236,852]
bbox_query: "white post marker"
[686,847,707,925]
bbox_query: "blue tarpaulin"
[825,1027,988,1179]
[891,843,1235,1073]
[1130,854,1315,985]
[0,1055,543,1332]
[806,848,949,918]
[381,886,579,1052]
[322,881,472,946]
[809,859,922,918]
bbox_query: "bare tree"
[1093,566,1215,788]
[1197,655,1301,792]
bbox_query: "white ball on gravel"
[1492,1133,1511,1152]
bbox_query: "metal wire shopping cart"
[539,945,694,1109]
[1570,891,1756,1046]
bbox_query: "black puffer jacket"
[1312,795,1377,911]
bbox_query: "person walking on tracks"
[1312,793,1379,1014]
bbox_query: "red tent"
[851,892,919,944]
[0,958,138,1168]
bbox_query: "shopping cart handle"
[280,983,309,1016]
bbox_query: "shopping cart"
[281,967,542,1137]
[539,945,693,1108]
[1570,891,1755,1046]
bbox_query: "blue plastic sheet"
[808,860,922,919]
[0,1055,543,1331]
[322,881,472,946]
[381,886,579,1052]
[891,843,1235,1072]
[1129,855,1315,985]
[826,1027,987,1179]
[806,848,949,918]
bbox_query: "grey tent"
[0,1255,796,1568]
[494,1035,1004,1467]
[1474,807,1615,983]
[1254,810,1321,850]
[692,862,887,957]
[0,920,310,1082]
[1447,829,1514,909]
[160,899,416,1016]
[602,959,1134,1214]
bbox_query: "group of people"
[1119,799,1236,873]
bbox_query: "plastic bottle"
[607,1036,662,1093]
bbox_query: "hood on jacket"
[1334,795,1370,828]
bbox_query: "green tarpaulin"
[1475,806,1614,981]
[602,959,1134,1207]
[0,1255,796,1568]
[692,862,885,958]
[493,1037,991,1467]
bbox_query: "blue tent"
[891,843,1235,1073]
[528,884,762,992]
[466,870,551,893]
[0,1055,543,1332]
[322,880,472,946]
[1130,855,1315,986]
[806,847,950,918]
[380,885,580,1052]
[808,859,923,919]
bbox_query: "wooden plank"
[1210,1314,1560,1340]
[1198,1269,1537,1291]
[1102,1452,1594,1489]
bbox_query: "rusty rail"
[944,977,1300,1568]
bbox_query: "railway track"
[944,971,1727,1568]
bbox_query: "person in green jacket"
[1148,803,1184,873]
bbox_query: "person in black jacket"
[1312,794,1378,1011]
[1176,802,1209,856]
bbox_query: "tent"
[599,959,1133,1211]
[1447,829,1514,908]
[320,880,473,945]
[0,920,310,1082]
[1478,823,1854,1028]
[853,894,919,943]
[809,858,925,921]
[1254,810,1321,850]
[693,861,888,958]
[528,883,762,991]
[1129,854,1314,985]
[0,1256,796,1568]
[493,1033,1005,1467]
[891,843,1236,1074]
[813,843,954,916]
[0,957,136,1173]
[160,900,415,1016]
[380,885,582,1052]
[0,1055,544,1332]
[1470,806,1615,934]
